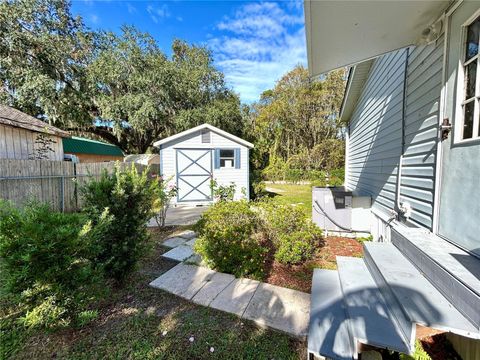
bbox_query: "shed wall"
[160,129,249,204]
[0,124,64,161]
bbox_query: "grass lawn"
[1,227,305,360]
[264,183,313,215]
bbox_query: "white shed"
[153,124,253,205]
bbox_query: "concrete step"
[308,269,354,360]
[364,242,480,340]
[392,226,480,330]
[336,256,410,355]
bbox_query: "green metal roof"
[62,136,124,156]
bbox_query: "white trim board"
[153,123,254,149]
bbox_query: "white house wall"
[160,129,249,204]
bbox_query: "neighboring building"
[0,105,69,161]
[305,1,480,359]
[153,123,253,205]
[62,136,124,163]
[124,154,160,167]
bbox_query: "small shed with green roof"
[62,136,124,163]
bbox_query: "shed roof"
[153,123,254,149]
[63,136,124,156]
[0,105,70,138]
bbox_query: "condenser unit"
[312,186,371,234]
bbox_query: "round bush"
[274,226,322,265]
[194,201,267,279]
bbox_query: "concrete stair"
[308,226,480,360]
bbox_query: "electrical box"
[312,186,371,234]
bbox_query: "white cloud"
[90,14,99,24]
[127,3,137,14]
[147,3,170,24]
[209,2,306,103]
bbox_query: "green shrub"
[210,179,237,202]
[194,201,267,279]
[0,201,106,328]
[257,201,323,265]
[81,164,155,282]
[274,229,319,264]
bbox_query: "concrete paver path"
[150,263,310,337]
[162,245,194,262]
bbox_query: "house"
[153,123,253,205]
[62,136,124,163]
[0,105,69,160]
[305,1,480,359]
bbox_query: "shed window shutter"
[234,148,241,169]
[214,149,220,169]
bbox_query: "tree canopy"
[245,65,346,173]
[0,0,243,154]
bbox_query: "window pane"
[465,61,477,99]
[220,149,234,158]
[463,101,474,139]
[466,17,480,61]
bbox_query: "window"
[201,129,210,143]
[460,16,480,140]
[219,149,235,168]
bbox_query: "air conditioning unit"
[312,186,371,235]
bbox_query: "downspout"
[396,47,412,220]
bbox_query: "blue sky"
[71,0,307,103]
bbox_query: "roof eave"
[153,124,254,149]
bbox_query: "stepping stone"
[192,272,235,307]
[149,263,215,299]
[185,238,197,247]
[210,278,260,316]
[163,236,188,248]
[178,230,196,239]
[184,253,203,265]
[162,245,194,262]
[243,283,311,337]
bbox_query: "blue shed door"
[437,3,480,256]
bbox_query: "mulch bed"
[264,236,363,293]
[419,331,462,360]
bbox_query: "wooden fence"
[0,159,150,212]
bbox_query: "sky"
[71,0,307,103]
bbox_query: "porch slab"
[162,236,188,248]
[210,278,260,316]
[191,272,236,307]
[149,263,215,299]
[243,283,311,337]
[162,245,194,262]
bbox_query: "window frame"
[219,148,235,169]
[455,12,480,143]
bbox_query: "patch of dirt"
[418,332,462,360]
[264,236,363,293]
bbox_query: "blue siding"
[347,38,443,230]
[401,36,443,229]
[347,49,407,216]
